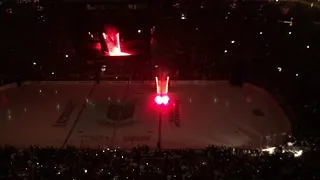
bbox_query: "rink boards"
[0,81,291,149]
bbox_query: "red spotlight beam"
[165,76,169,94]
[155,76,170,95]
[155,76,160,94]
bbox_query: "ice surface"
[0,81,290,149]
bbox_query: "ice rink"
[0,81,291,149]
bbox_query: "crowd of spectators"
[0,144,319,180]
[1,0,320,179]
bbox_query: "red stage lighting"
[155,95,162,105]
[154,75,170,105]
[154,95,170,105]
[162,95,169,105]
[155,76,169,95]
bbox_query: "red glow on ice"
[162,95,170,105]
[102,31,131,56]
[154,95,170,105]
[155,95,162,105]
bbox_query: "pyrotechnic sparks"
[102,28,131,56]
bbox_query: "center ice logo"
[97,102,136,127]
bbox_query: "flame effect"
[102,31,131,56]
